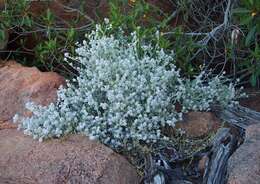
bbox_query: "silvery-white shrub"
[180,71,241,112]
[14,21,241,150]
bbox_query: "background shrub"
[1,0,259,87]
[232,0,260,87]
[0,0,94,77]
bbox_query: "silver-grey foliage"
[14,22,241,149]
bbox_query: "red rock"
[175,112,222,138]
[0,121,17,130]
[0,61,65,128]
[0,129,139,184]
[227,123,260,184]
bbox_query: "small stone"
[175,112,222,138]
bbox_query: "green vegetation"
[0,0,93,76]
[232,0,260,86]
[1,0,258,87]
[14,23,240,151]
[108,0,201,77]
[1,0,255,177]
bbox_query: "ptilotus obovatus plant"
[13,20,242,150]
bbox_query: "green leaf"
[240,15,253,25]
[250,73,257,87]
[44,8,54,25]
[251,43,260,59]
[256,22,260,32]
[67,28,75,40]
[256,0,260,9]
[245,26,256,46]
[24,16,33,27]
[0,29,5,41]
[232,8,250,14]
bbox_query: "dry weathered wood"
[143,153,194,184]
[202,128,238,184]
[145,105,260,184]
[213,105,260,128]
[201,104,260,184]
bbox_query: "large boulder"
[0,129,139,184]
[0,61,139,183]
[0,61,65,129]
[227,123,260,184]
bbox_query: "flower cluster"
[179,72,241,112]
[14,22,241,150]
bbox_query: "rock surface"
[0,61,65,129]
[0,61,139,183]
[0,129,139,184]
[175,112,221,138]
[227,123,260,184]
